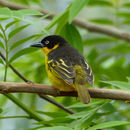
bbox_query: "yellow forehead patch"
[41,44,59,55]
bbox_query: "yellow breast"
[45,55,74,91]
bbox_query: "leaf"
[68,110,92,119]
[36,111,67,118]
[55,12,69,34]
[13,9,43,16]
[123,3,130,8]
[90,18,113,25]
[0,32,4,39]
[0,108,2,113]
[107,44,130,53]
[0,17,9,21]
[10,34,38,51]
[88,0,112,6]
[0,8,12,17]
[69,0,89,23]
[5,20,19,30]
[0,58,4,65]
[69,103,107,128]
[117,12,130,19]
[86,37,115,45]
[46,10,68,30]
[36,117,72,125]
[102,80,130,90]
[37,126,73,130]
[127,77,130,83]
[9,47,38,63]
[87,121,130,130]
[60,23,83,53]
[8,24,30,39]
[12,9,42,19]
[67,100,106,108]
[0,41,5,49]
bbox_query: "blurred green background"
[0,0,130,129]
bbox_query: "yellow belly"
[45,56,75,91]
[47,70,75,91]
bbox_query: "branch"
[0,82,130,101]
[0,52,75,114]
[0,0,130,42]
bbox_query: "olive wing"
[48,58,75,85]
[82,59,94,86]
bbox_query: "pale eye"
[45,40,49,45]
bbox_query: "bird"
[30,35,94,104]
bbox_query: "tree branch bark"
[0,82,130,101]
[0,0,130,42]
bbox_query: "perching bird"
[31,35,94,104]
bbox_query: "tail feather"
[75,84,90,104]
[74,65,91,104]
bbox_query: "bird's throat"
[41,44,59,55]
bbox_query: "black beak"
[30,42,44,48]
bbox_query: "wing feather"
[48,58,75,85]
[82,60,94,86]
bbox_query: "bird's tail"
[75,83,90,104]
[74,65,91,104]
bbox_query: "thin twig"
[0,0,130,42]
[0,82,130,101]
[0,52,75,114]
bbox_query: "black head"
[30,35,67,49]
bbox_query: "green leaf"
[102,80,130,90]
[37,111,67,118]
[37,126,73,130]
[87,121,130,130]
[90,18,113,25]
[123,3,130,8]
[68,100,106,108]
[86,37,115,45]
[36,117,72,125]
[127,77,130,83]
[69,103,107,128]
[0,8,12,17]
[60,23,83,53]
[68,110,92,119]
[13,9,43,16]
[0,32,4,39]
[5,20,19,30]
[9,47,38,63]
[0,58,4,65]
[0,41,5,49]
[0,17,9,21]
[0,108,2,113]
[88,0,112,6]
[46,10,68,30]
[55,12,69,34]
[107,44,130,53]
[10,34,38,51]
[69,0,89,23]
[8,24,30,39]
[117,12,130,18]
[12,9,42,19]
[0,24,3,30]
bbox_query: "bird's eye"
[45,40,49,45]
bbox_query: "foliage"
[0,0,130,129]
